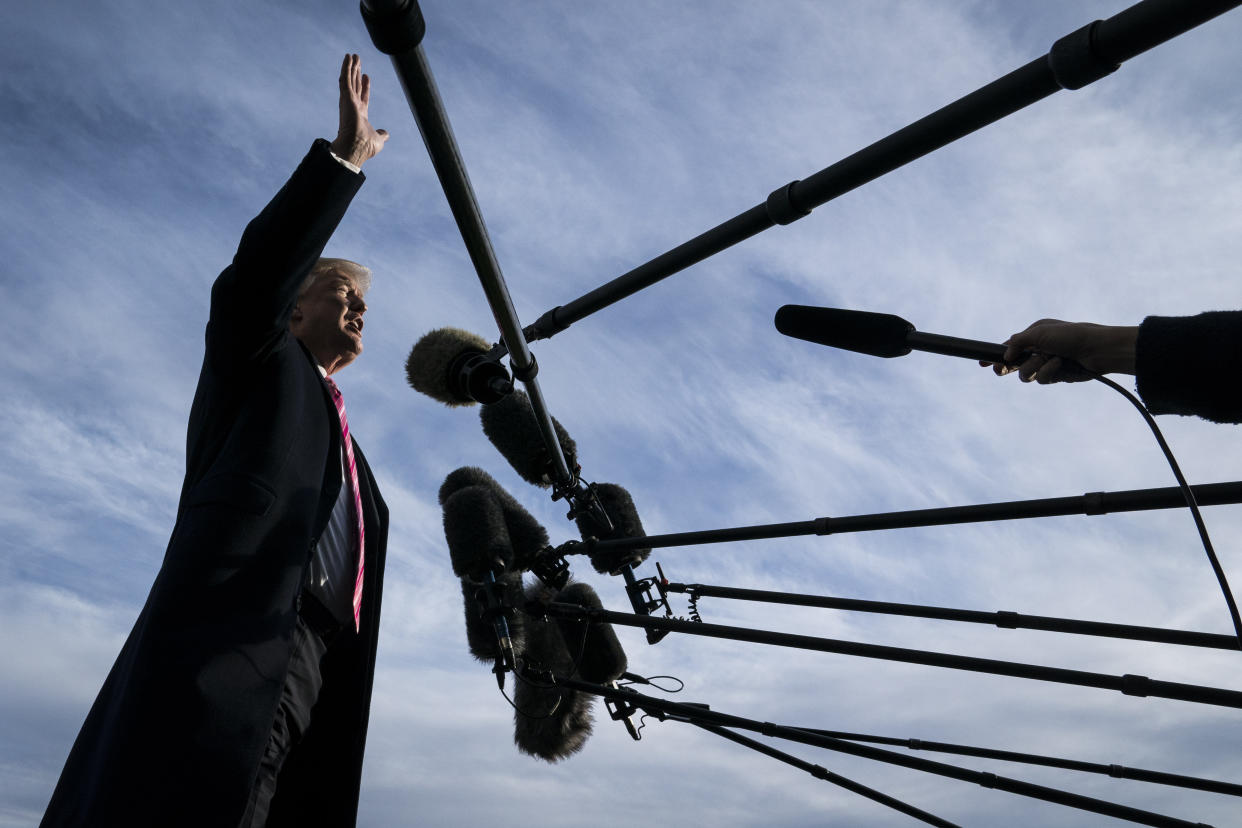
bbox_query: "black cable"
[1092,372,1242,646]
[619,672,685,693]
[500,655,565,721]
[694,724,960,827]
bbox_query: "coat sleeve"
[1136,310,1242,423]
[206,138,365,370]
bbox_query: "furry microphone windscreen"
[577,483,651,575]
[439,467,550,571]
[513,581,594,762]
[460,574,527,662]
[405,326,493,406]
[479,390,578,487]
[443,485,513,580]
[553,581,627,684]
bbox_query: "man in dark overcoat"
[42,54,393,827]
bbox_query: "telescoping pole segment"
[664,582,1241,651]
[588,480,1242,555]
[517,0,1241,345]
[543,603,1242,709]
[359,0,573,489]
[563,678,1213,828]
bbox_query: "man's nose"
[351,295,367,314]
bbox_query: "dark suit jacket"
[1137,310,1242,423]
[42,140,390,828]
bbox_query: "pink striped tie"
[324,376,365,632]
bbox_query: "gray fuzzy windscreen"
[578,483,651,575]
[513,581,594,762]
[405,327,491,407]
[438,467,550,570]
[554,581,627,684]
[479,390,578,487]
[438,466,501,505]
[442,485,513,579]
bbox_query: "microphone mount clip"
[604,682,642,740]
[529,544,571,590]
[623,563,672,644]
[553,477,615,538]
[470,573,516,686]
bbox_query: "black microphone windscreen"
[440,467,550,571]
[460,574,526,662]
[578,483,650,575]
[514,585,594,762]
[775,305,914,358]
[554,581,627,684]
[406,327,493,407]
[479,390,578,488]
[443,485,513,579]
[439,465,501,505]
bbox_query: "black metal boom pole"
[805,728,1242,799]
[587,480,1242,554]
[541,603,1242,709]
[359,0,572,483]
[516,0,1241,345]
[665,582,1241,651]
[561,678,1212,827]
[693,723,960,827]
[360,0,625,545]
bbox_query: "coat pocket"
[184,472,277,517]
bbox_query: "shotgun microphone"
[552,581,628,684]
[774,305,1011,363]
[406,327,514,406]
[514,581,595,762]
[576,484,651,575]
[479,390,579,487]
[441,482,519,684]
[440,466,551,571]
[553,582,641,741]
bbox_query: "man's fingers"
[361,73,371,106]
[1035,356,1063,384]
[1017,353,1045,382]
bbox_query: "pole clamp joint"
[510,353,539,382]
[766,180,811,226]
[1048,21,1119,90]
[1083,490,1106,515]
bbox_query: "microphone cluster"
[410,325,663,757]
[438,462,641,760]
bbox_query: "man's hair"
[298,258,372,299]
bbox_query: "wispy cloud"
[4,0,1241,825]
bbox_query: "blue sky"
[3,1,1242,825]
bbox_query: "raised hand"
[330,53,389,167]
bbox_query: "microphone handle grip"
[906,331,1011,363]
[481,570,516,674]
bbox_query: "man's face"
[290,270,367,374]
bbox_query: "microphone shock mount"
[529,545,571,590]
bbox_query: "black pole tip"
[360,0,426,55]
